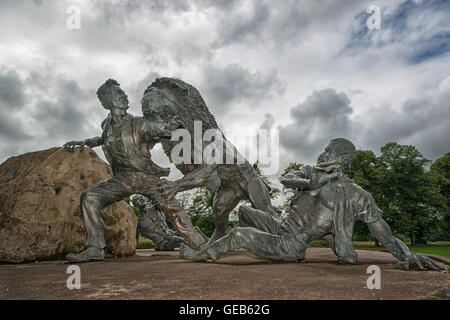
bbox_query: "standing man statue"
[181,138,443,271]
[132,194,184,251]
[64,79,207,262]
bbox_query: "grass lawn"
[136,235,154,249]
[311,240,450,257]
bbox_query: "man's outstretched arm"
[280,172,310,190]
[63,136,103,152]
[368,218,443,271]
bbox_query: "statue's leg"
[205,227,302,262]
[244,172,278,217]
[137,174,207,250]
[158,236,183,251]
[67,176,131,262]
[238,205,281,234]
[161,164,219,194]
[322,234,337,256]
[81,176,131,249]
[209,187,241,243]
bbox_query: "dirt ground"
[0,248,448,300]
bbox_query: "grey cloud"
[200,64,285,115]
[32,77,93,138]
[210,0,358,49]
[211,2,270,48]
[0,115,30,141]
[93,0,192,28]
[0,68,105,162]
[0,144,26,166]
[260,113,275,131]
[67,1,214,69]
[0,68,27,110]
[279,89,354,163]
[127,71,161,115]
[280,86,450,166]
[360,91,450,160]
[0,68,30,141]
[344,0,450,64]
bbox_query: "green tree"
[279,162,303,215]
[430,152,450,239]
[345,150,382,198]
[345,150,383,243]
[124,196,140,216]
[378,143,443,245]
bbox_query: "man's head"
[96,79,129,115]
[131,194,147,208]
[319,138,356,168]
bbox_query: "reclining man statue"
[181,138,443,271]
[63,79,207,262]
[132,194,185,251]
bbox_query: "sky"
[0,0,449,182]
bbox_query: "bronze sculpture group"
[64,78,442,271]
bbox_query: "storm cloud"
[0,0,448,177]
[201,64,285,115]
[280,79,450,165]
[279,89,354,163]
[0,69,29,141]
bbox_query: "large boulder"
[0,147,137,263]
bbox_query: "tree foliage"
[278,162,303,215]
[345,150,382,242]
[430,152,450,239]
[377,143,444,244]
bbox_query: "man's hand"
[63,137,100,152]
[396,252,444,271]
[314,161,339,173]
[63,140,87,152]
